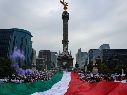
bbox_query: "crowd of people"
[1,68,127,84]
[0,69,58,83]
[77,70,127,83]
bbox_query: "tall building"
[38,50,51,69]
[99,44,110,51]
[51,52,58,68]
[100,49,127,73]
[88,49,101,64]
[36,58,45,70]
[101,49,127,64]
[88,44,110,64]
[31,48,36,70]
[0,28,32,65]
[87,44,127,73]
[76,48,88,69]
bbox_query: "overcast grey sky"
[0,0,127,58]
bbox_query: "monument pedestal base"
[57,51,73,70]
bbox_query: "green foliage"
[75,63,79,68]
[22,64,32,69]
[98,60,127,74]
[0,57,12,78]
[114,64,127,74]
[36,64,45,71]
[98,63,110,74]
[87,63,93,72]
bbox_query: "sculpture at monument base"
[57,51,73,70]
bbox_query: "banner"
[65,72,127,95]
[0,72,63,95]
[32,72,71,95]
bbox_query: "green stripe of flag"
[0,71,63,95]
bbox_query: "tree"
[87,63,93,72]
[22,64,32,69]
[115,64,127,74]
[98,63,110,74]
[0,57,13,78]
[75,62,79,68]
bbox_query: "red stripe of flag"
[65,72,127,95]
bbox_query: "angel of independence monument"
[57,0,73,70]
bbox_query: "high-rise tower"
[57,0,73,70]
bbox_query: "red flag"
[65,72,127,95]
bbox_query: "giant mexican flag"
[0,71,127,95]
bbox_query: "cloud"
[0,0,127,61]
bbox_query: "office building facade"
[101,49,127,64]
[88,49,101,64]
[38,50,51,69]
[51,52,58,68]
[76,48,88,69]
[0,28,32,65]
[99,44,110,51]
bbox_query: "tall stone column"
[57,0,73,70]
[62,11,69,52]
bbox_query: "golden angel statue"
[60,0,68,11]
